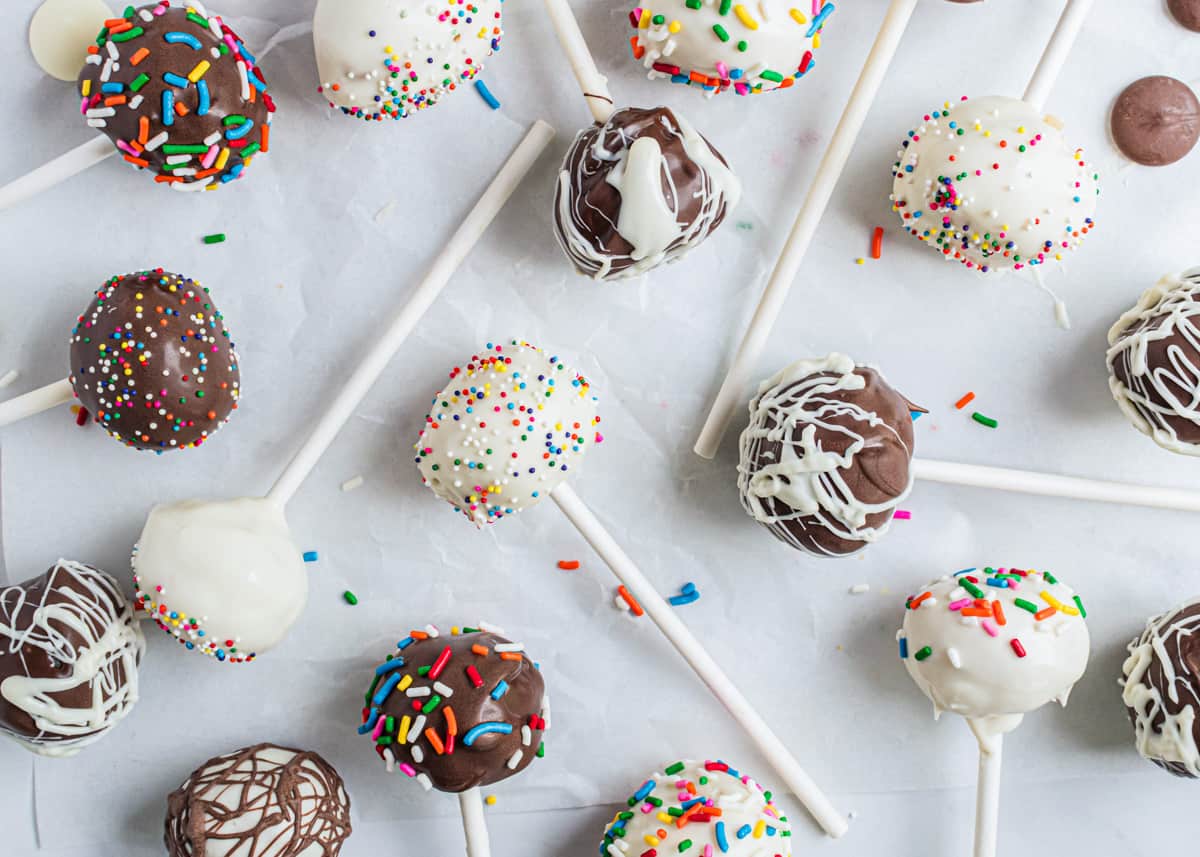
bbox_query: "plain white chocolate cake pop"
[890,95,1099,272]
[414,340,602,524]
[899,567,1090,733]
[628,0,835,96]
[600,759,792,856]
[29,0,113,82]
[132,498,308,663]
[313,0,503,122]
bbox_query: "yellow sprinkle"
[485,795,497,806]
[1060,605,1081,616]
[812,32,820,48]
[669,20,681,33]
[477,26,487,38]
[855,258,865,265]
[656,812,672,824]
[82,79,92,97]
[639,8,652,27]
[1041,591,1066,610]
[397,674,414,693]
[1017,125,1026,133]
[983,130,992,138]
[645,835,661,847]
[215,147,231,171]
[789,8,808,24]
[398,715,411,744]
[187,60,211,83]
[753,820,766,839]
[733,4,759,29]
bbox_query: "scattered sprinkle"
[303,551,319,563]
[485,795,497,806]
[474,79,500,110]
[849,583,870,595]
[955,391,976,410]
[617,585,644,617]
[893,510,912,520]
[871,226,884,259]
[557,560,580,571]
[341,475,365,492]
[75,406,90,427]
[910,410,923,421]
[0,369,17,389]
[202,232,226,245]
[343,590,359,606]
[972,412,999,429]
[855,257,865,265]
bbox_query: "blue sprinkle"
[681,582,697,595]
[463,722,514,747]
[736,824,752,840]
[164,31,203,49]
[397,637,416,650]
[162,90,175,126]
[357,707,380,734]
[302,551,319,563]
[910,410,923,421]
[669,591,700,607]
[474,78,501,110]
[986,577,1009,588]
[372,673,403,706]
[955,568,977,577]
[163,71,190,88]
[491,680,510,700]
[716,822,729,853]
[196,79,211,115]
[633,779,656,802]
[899,637,908,659]
[374,657,406,676]
[101,82,124,94]
[236,41,257,64]
[225,118,255,141]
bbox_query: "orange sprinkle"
[992,601,1007,626]
[631,36,645,60]
[557,560,580,571]
[138,116,150,144]
[123,155,150,168]
[471,644,489,656]
[411,630,430,640]
[425,728,445,755]
[499,652,523,662]
[961,607,992,617]
[104,95,127,107]
[260,123,270,153]
[618,585,645,617]
[175,102,190,117]
[871,226,884,259]
[909,592,932,609]
[154,175,181,184]
[445,706,458,736]
[130,47,150,66]
[107,20,132,33]
[955,392,976,410]
[1035,607,1057,621]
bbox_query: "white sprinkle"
[406,686,431,698]
[493,643,524,653]
[540,695,551,729]
[237,59,250,100]
[383,747,396,773]
[425,624,440,638]
[87,119,108,128]
[0,370,17,389]
[144,132,168,152]
[166,155,192,165]
[849,583,870,595]
[478,621,505,635]
[417,773,433,792]
[521,725,532,746]
[506,749,524,770]
[407,715,426,744]
[947,648,962,669]
[433,681,453,698]
[86,107,116,118]
[411,745,424,764]
[615,595,631,612]
[138,8,153,21]
[341,475,365,492]
[204,131,223,146]
[128,94,144,110]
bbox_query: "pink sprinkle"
[982,619,999,637]
[201,145,219,169]
[893,510,912,520]
[812,0,819,14]
[371,717,385,740]
[400,763,416,777]
[716,61,729,80]
[735,82,750,96]
[704,847,713,857]
[640,803,654,814]
[948,599,971,611]
[79,97,89,116]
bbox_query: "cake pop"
[891,96,1099,272]
[313,0,503,121]
[415,340,602,523]
[165,743,353,857]
[358,623,548,793]
[1,560,144,757]
[601,759,792,857]
[1121,599,1200,778]
[628,1,834,96]
[77,2,274,191]
[29,0,114,82]
[737,354,921,558]
[1107,269,1200,455]
[554,106,741,281]
[1110,76,1200,167]
[70,269,241,451]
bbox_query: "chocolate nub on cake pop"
[738,354,922,557]
[359,624,548,793]
[165,743,352,857]
[1168,0,1200,32]
[1110,76,1200,167]
[77,2,274,190]
[1122,600,1200,778]
[554,106,741,280]
[69,269,240,452]
[1107,269,1200,455]
[0,560,144,757]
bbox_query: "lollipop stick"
[265,120,556,506]
[550,482,848,838]
[0,378,74,427]
[542,0,615,123]
[972,731,1003,857]
[693,0,920,460]
[913,457,1200,514]
[459,788,492,857]
[1023,0,1094,110]
[0,137,114,213]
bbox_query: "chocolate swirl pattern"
[738,354,920,558]
[1107,269,1200,455]
[164,743,352,857]
[1121,600,1200,778]
[553,106,741,281]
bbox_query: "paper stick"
[0,379,74,427]
[459,788,492,857]
[266,120,556,505]
[1023,0,1094,110]
[542,0,615,123]
[972,730,1003,857]
[550,482,848,838]
[0,137,114,212]
[692,0,920,459]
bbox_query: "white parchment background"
[2,0,1200,854]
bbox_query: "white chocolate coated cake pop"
[891,96,1099,272]
[132,498,308,663]
[314,0,503,122]
[414,340,602,524]
[600,759,792,856]
[899,567,1089,733]
[628,0,834,96]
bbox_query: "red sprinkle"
[1010,639,1027,658]
[557,560,580,570]
[871,226,884,259]
[75,406,90,427]
[428,645,453,680]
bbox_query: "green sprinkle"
[1014,598,1039,614]
[653,13,665,24]
[385,716,394,733]
[668,807,684,817]
[686,0,702,7]
[719,0,732,13]
[130,73,150,92]
[343,590,358,605]
[713,24,730,41]
[223,115,248,127]
[422,694,442,714]
[1044,571,1059,584]
[665,761,685,775]
[647,796,663,807]
[1073,595,1087,618]
[761,69,784,83]
[187,11,209,26]
[203,233,226,245]
[376,736,393,745]
[163,144,209,155]
[418,665,431,677]
[241,142,262,158]
[961,580,985,599]
[536,742,545,758]
[111,27,145,42]
[678,840,693,852]
[736,39,748,51]
[366,673,381,702]
[915,646,933,661]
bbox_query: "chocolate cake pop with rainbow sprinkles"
[358,623,548,793]
[77,1,274,191]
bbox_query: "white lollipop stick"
[266,120,555,505]
[541,0,615,123]
[459,788,492,857]
[913,457,1200,514]
[550,482,849,838]
[0,378,74,426]
[693,0,920,460]
[1023,0,1094,110]
[0,137,113,212]
[971,729,1003,857]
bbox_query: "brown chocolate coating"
[0,561,143,755]
[553,106,735,280]
[1110,76,1200,166]
[165,743,352,857]
[738,362,921,557]
[77,4,274,190]
[360,628,547,793]
[1168,0,1200,31]
[69,269,240,452]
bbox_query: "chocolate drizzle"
[165,743,352,857]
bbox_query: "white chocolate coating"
[132,498,308,663]
[414,341,601,524]
[601,759,791,857]
[28,0,113,82]
[1106,269,1200,455]
[899,568,1089,732]
[891,96,1099,272]
[313,0,503,121]
[0,560,144,758]
[1121,599,1200,777]
[630,0,830,96]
